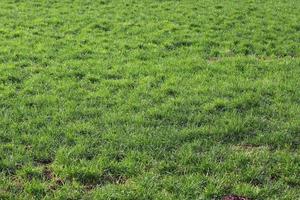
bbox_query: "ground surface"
[0,0,299,199]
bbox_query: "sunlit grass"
[0,0,299,199]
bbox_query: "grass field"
[0,0,299,199]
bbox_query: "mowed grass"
[0,0,299,199]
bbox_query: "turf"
[0,0,299,199]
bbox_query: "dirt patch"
[222,195,251,200]
[36,158,53,165]
[49,178,65,191]
[79,168,128,191]
[42,167,65,191]
[43,167,54,181]
[84,173,127,190]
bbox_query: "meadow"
[0,0,299,199]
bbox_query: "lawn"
[0,0,299,199]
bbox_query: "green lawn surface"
[0,0,299,199]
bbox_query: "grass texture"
[0,0,299,199]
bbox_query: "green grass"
[0,0,299,199]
